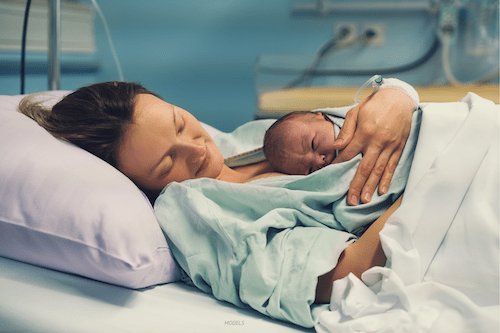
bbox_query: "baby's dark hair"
[263,111,313,171]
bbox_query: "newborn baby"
[263,111,339,175]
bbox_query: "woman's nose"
[178,138,205,158]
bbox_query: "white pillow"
[0,91,180,289]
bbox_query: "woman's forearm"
[315,195,403,304]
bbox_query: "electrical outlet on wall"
[334,22,357,48]
[362,23,386,46]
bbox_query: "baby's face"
[272,112,337,175]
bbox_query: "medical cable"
[90,0,124,81]
[308,36,440,76]
[266,36,440,83]
[284,27,356,89]
[20,0,32,94]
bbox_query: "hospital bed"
[4,0,497,330]
[0,92,313,333]
[1,89,499,333]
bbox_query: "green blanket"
[154,110,421,327]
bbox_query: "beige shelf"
[256,85,499,118]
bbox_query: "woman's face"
[117,94,225,192]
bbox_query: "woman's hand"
[332,88,414,206]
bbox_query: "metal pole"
[48,0,61,90]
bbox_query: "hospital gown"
[154,110,421,328]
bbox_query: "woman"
[19,81,415,314]
[19,81,414,204]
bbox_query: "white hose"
[442,33,461,85]
[90,0,124,81]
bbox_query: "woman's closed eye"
[177,121,185,134]
[158,154,174,180]
[176,117,185,134]
[173,107,185,134]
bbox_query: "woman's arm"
[314,195,403,304]
[332,88,414,206]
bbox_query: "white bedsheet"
[0,256,312,333]
[316,93,499,333]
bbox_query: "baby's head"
[263,111,337,175]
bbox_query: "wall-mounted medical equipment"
[1,0,94,92]
[255,27,441,92]
[438,0,499,84]
[4,0,122,93]
[272,0,499,88]
[0,0,95,54]
[255,0,498,119]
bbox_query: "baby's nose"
[316,154,326,166]
[309,154,326,172]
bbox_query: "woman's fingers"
[376,127,409,196]
[345,146,383,205]
[332,106,358,151]
[359,148,394,203]
[344,134,407,205]
[347,141,405,205]
[378,148,403,195]
[332,137,363,164]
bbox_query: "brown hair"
[263,111,313,170]
[18,81,158,168]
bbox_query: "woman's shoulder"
[234,160,286,181]
[219,160,287,183]
[245,171,286,183]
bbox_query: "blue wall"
[1,0,498,131]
